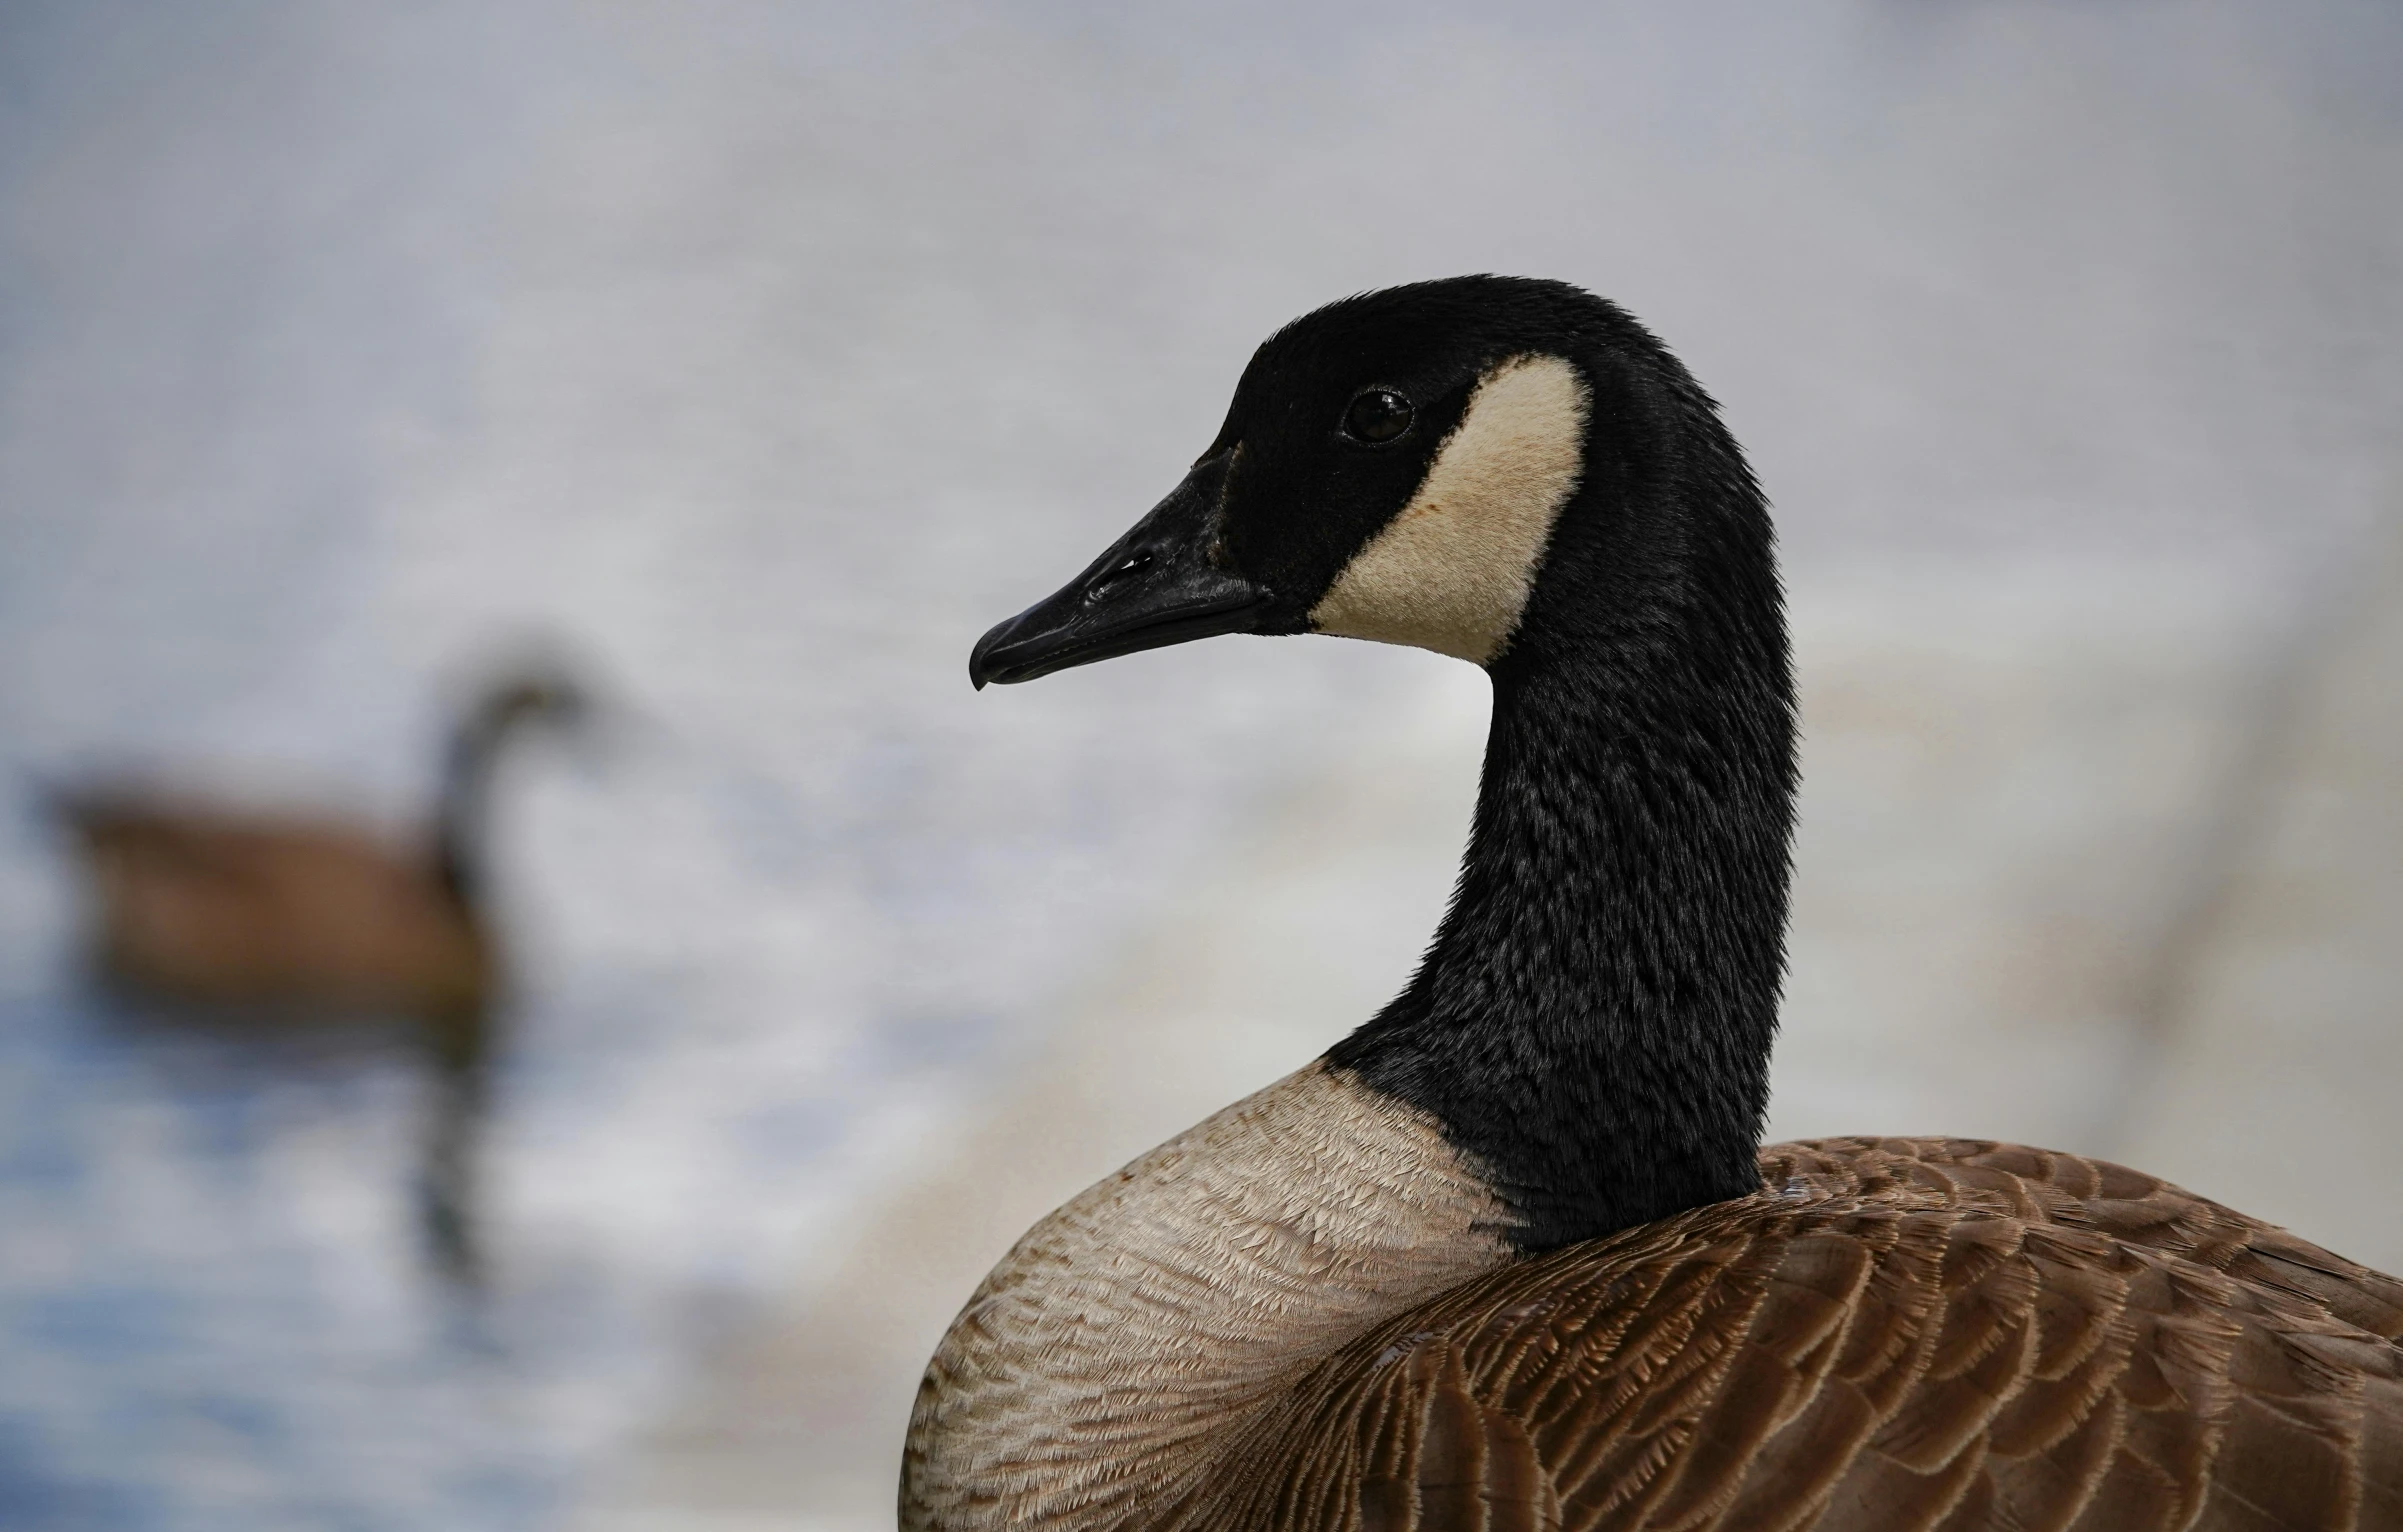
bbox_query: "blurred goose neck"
[432,695,529,907]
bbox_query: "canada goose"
[55,673,583,1014]
[910,278,2403,1530]
[54,669,586,1276]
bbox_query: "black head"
[475,671,590,735]
[968,276,1723,688]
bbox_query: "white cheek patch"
[1308,353,1590,664]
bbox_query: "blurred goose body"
[56,675,581,1015]
[63,801,488,1012]
[911,278,2403,1531]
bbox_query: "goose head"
[473,669,591,737]
[969,274,1755,690]
[965,275,1791,1251]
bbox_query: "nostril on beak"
[1084,548,1158,603]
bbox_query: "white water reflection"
[0,2,2396,1526]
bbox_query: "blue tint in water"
[0,988,547,1528]
[24,1285,192,1357]
[0,1418,165,1532]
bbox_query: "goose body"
[56,674,581,1016]
[61,801,490,1013]
[913,278,2403,1530]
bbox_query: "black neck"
[1327,374,1795,1252]
[432,705,514,908]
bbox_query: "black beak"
[969,462,1270,688]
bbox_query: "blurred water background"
[0,3,2399,1528]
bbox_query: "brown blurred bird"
[52,670,586,1279]
[55,673,583,1015]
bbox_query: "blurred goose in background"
[916,278,2403,1530]
[52,667,588,1280]
[55,672,585,1014]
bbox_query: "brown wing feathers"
[1196,1139,2403,1532]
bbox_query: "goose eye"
[1341,388,1414,445]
